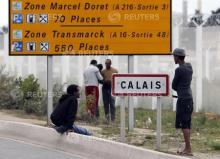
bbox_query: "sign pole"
[47,56,53,125]
[195,26,203,112]
[120,97,126,142]
[156,96,162,150]
[128,55,134,131]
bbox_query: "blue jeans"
[72,125,92,136]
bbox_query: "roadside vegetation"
[1,65,220,155]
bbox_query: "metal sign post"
[196,26,203,112]
[128,55,134,131]
[120,97,126,142]
[47,56,53,125]
[156,96,162,150]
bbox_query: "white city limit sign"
[112,74,169,96]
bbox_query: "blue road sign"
[13,14,23,24]
[12,42,23,52]
[12,2,22,10]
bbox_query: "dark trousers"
[176,98,193,129]
[102,86,116,121]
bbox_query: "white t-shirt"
[84,65,103,87]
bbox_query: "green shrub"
[19,75,47,115]
[194,114,207,127]
[53,83,64,108]
[23,97,46,115]
[19,75,40,100]
[0,65,19,109]
[207,139,220,150]
[77,100,88,120]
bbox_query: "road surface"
[0,138,84,159]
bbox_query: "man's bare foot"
[177,149,193,156]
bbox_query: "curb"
[0,120,189,159]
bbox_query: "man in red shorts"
[84,60,103,119]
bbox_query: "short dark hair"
[67,85,79,94]
[105,59,111,63]
[90,60,97,65]
[178,56,185,61]
[97,64,103,71]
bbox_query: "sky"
[0,0,220,26]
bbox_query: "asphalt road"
[0,138,84,159]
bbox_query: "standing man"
[84,60,103,118]
[172,48,194,156]
[102,59,118,122]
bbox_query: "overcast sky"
[0,0,220,26]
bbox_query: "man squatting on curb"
[51,85,91,136]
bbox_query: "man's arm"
[95,69,103,81]
[172,68,180,91]
[66,98,78,129]
[115,69,118,74]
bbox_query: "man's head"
[90,60,97,66]
[97,64,103,72]
[67,84,80,98]
[173,48,186,64]
[105,59,112,69]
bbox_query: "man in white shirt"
[84,60,103,118]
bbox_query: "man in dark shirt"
[172,48,194,156]
[51,84,91,135]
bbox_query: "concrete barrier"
[0,120,189,159]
